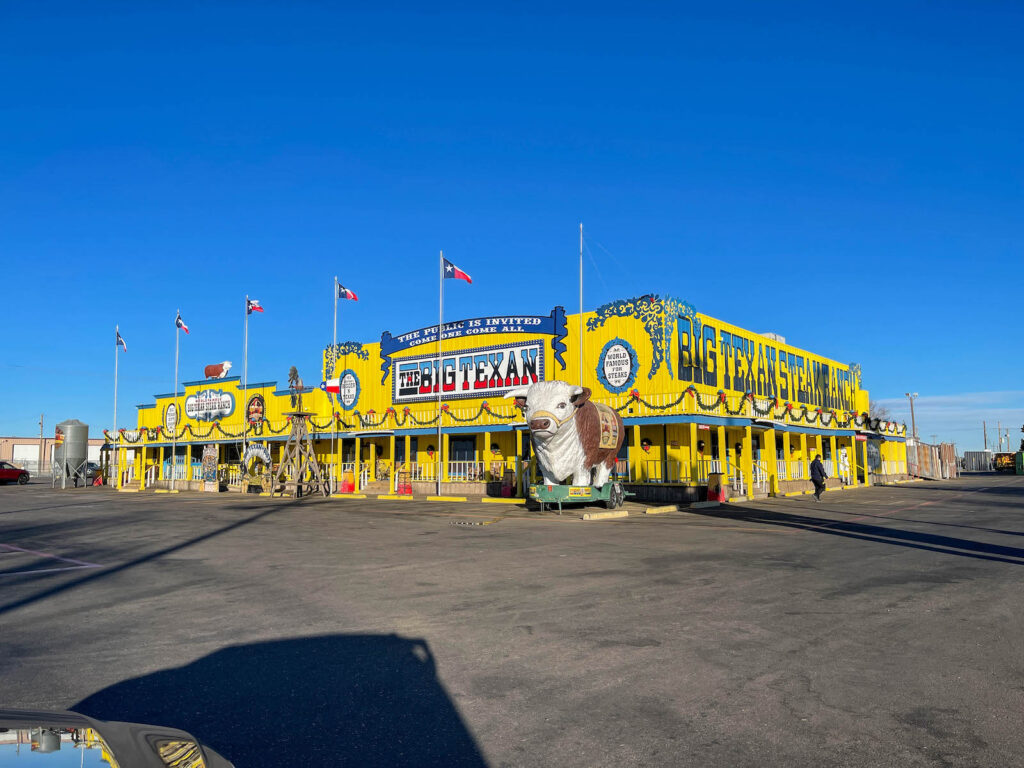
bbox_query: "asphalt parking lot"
[2,475,1023,767]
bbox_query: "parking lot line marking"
[0,564,101,578]
[0,542,102,568]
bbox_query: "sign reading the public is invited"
[394,341,544,404]
[185,389,235,421]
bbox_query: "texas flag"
[175,312,190,335]
[321,378,341,394]
[247,298,264,314]
[116,329,127,352]
[443,258,472,284]
[337,283,358,301]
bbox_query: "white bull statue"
[507,381,625,488]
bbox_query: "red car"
[0,461,30,485]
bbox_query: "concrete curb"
[645,504,678,515]
[427,495,468,502]
[582,510,629,521]
[376,494,414,500]
[330,493,367,499]
[689,501,721,509]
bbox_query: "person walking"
[810,454,828,501]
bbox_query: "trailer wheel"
[611,483,624,509]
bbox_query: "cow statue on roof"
[506,381,624,488]
[203,361,233,379]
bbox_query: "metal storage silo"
[54,419,89,482]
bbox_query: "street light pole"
[904,392,918,441]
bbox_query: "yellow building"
[113,294,907,500]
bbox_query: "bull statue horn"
[505,387,530,399]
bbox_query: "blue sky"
[1,2,1020,450]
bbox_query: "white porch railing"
[145,465,158,485]
[223,464,245,489]
[340,462,371,488]
[447,461,486,482]
[728,459,745,496]
[753,460,769,492]
[408,462,436,482]
[789,461,804,480]
[883,460,905,476]
[776,459,788,481]
[697,458,723,484]
[823,459,835,477]
[643,460,687,484]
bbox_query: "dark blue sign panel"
[379,306,567,383]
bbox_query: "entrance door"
[450,437,475,462]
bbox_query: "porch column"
[814,434,823,462]
[388,434,396,491]
[631,424,641,483]
[404,434,411,478]
[847,437,858,486]
[186,447,194,482]
[800,433,809,480]
[861,438,870,485]
[442,433,450,483]
[139,443,147,491]
[354,436,361,492]
[829,435,838,481]
[741,425,753,497]
[515,428,524,495]
[716,424,726,467]
[688,422,698,484]
[483,430,491,480]
[765,428,779,495]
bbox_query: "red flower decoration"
[403,407,411,415]
[630,389,640,400]
[441,404,450,412]
[746,392,754,401]
[719,392,727,402]
[334,412,341,419]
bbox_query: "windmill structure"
[274,366,329,498]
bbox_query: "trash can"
[706,472,728,502]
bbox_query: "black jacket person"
[810,456,828,500]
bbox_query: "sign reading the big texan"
[379,307,567,383]
[394,341,544,404]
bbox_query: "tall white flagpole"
[579,222,584,389]
[114,325,119,489]
[332,276,338,490]
[437,250,444,496]
[172,310,179,491]
[243,294,249,454]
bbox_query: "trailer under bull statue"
[507,381,631,513]
[528,480,631,513]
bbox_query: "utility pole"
[983,420,987,450]
[904,392,918,441]
[997,421,1002,451]
[38,413,44,474]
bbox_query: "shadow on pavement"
[73,633,486,767]
[691,504,1024,565]
[0,499,303,618]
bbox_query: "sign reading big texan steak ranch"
[185,389,235,421]
[394,341,544,404]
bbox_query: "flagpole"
[332,276,338,491]
[172,310,179,492]
[437,250,443,496]
[114,325,119,489]
[243,294,249,455]
[579,222,584,389]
